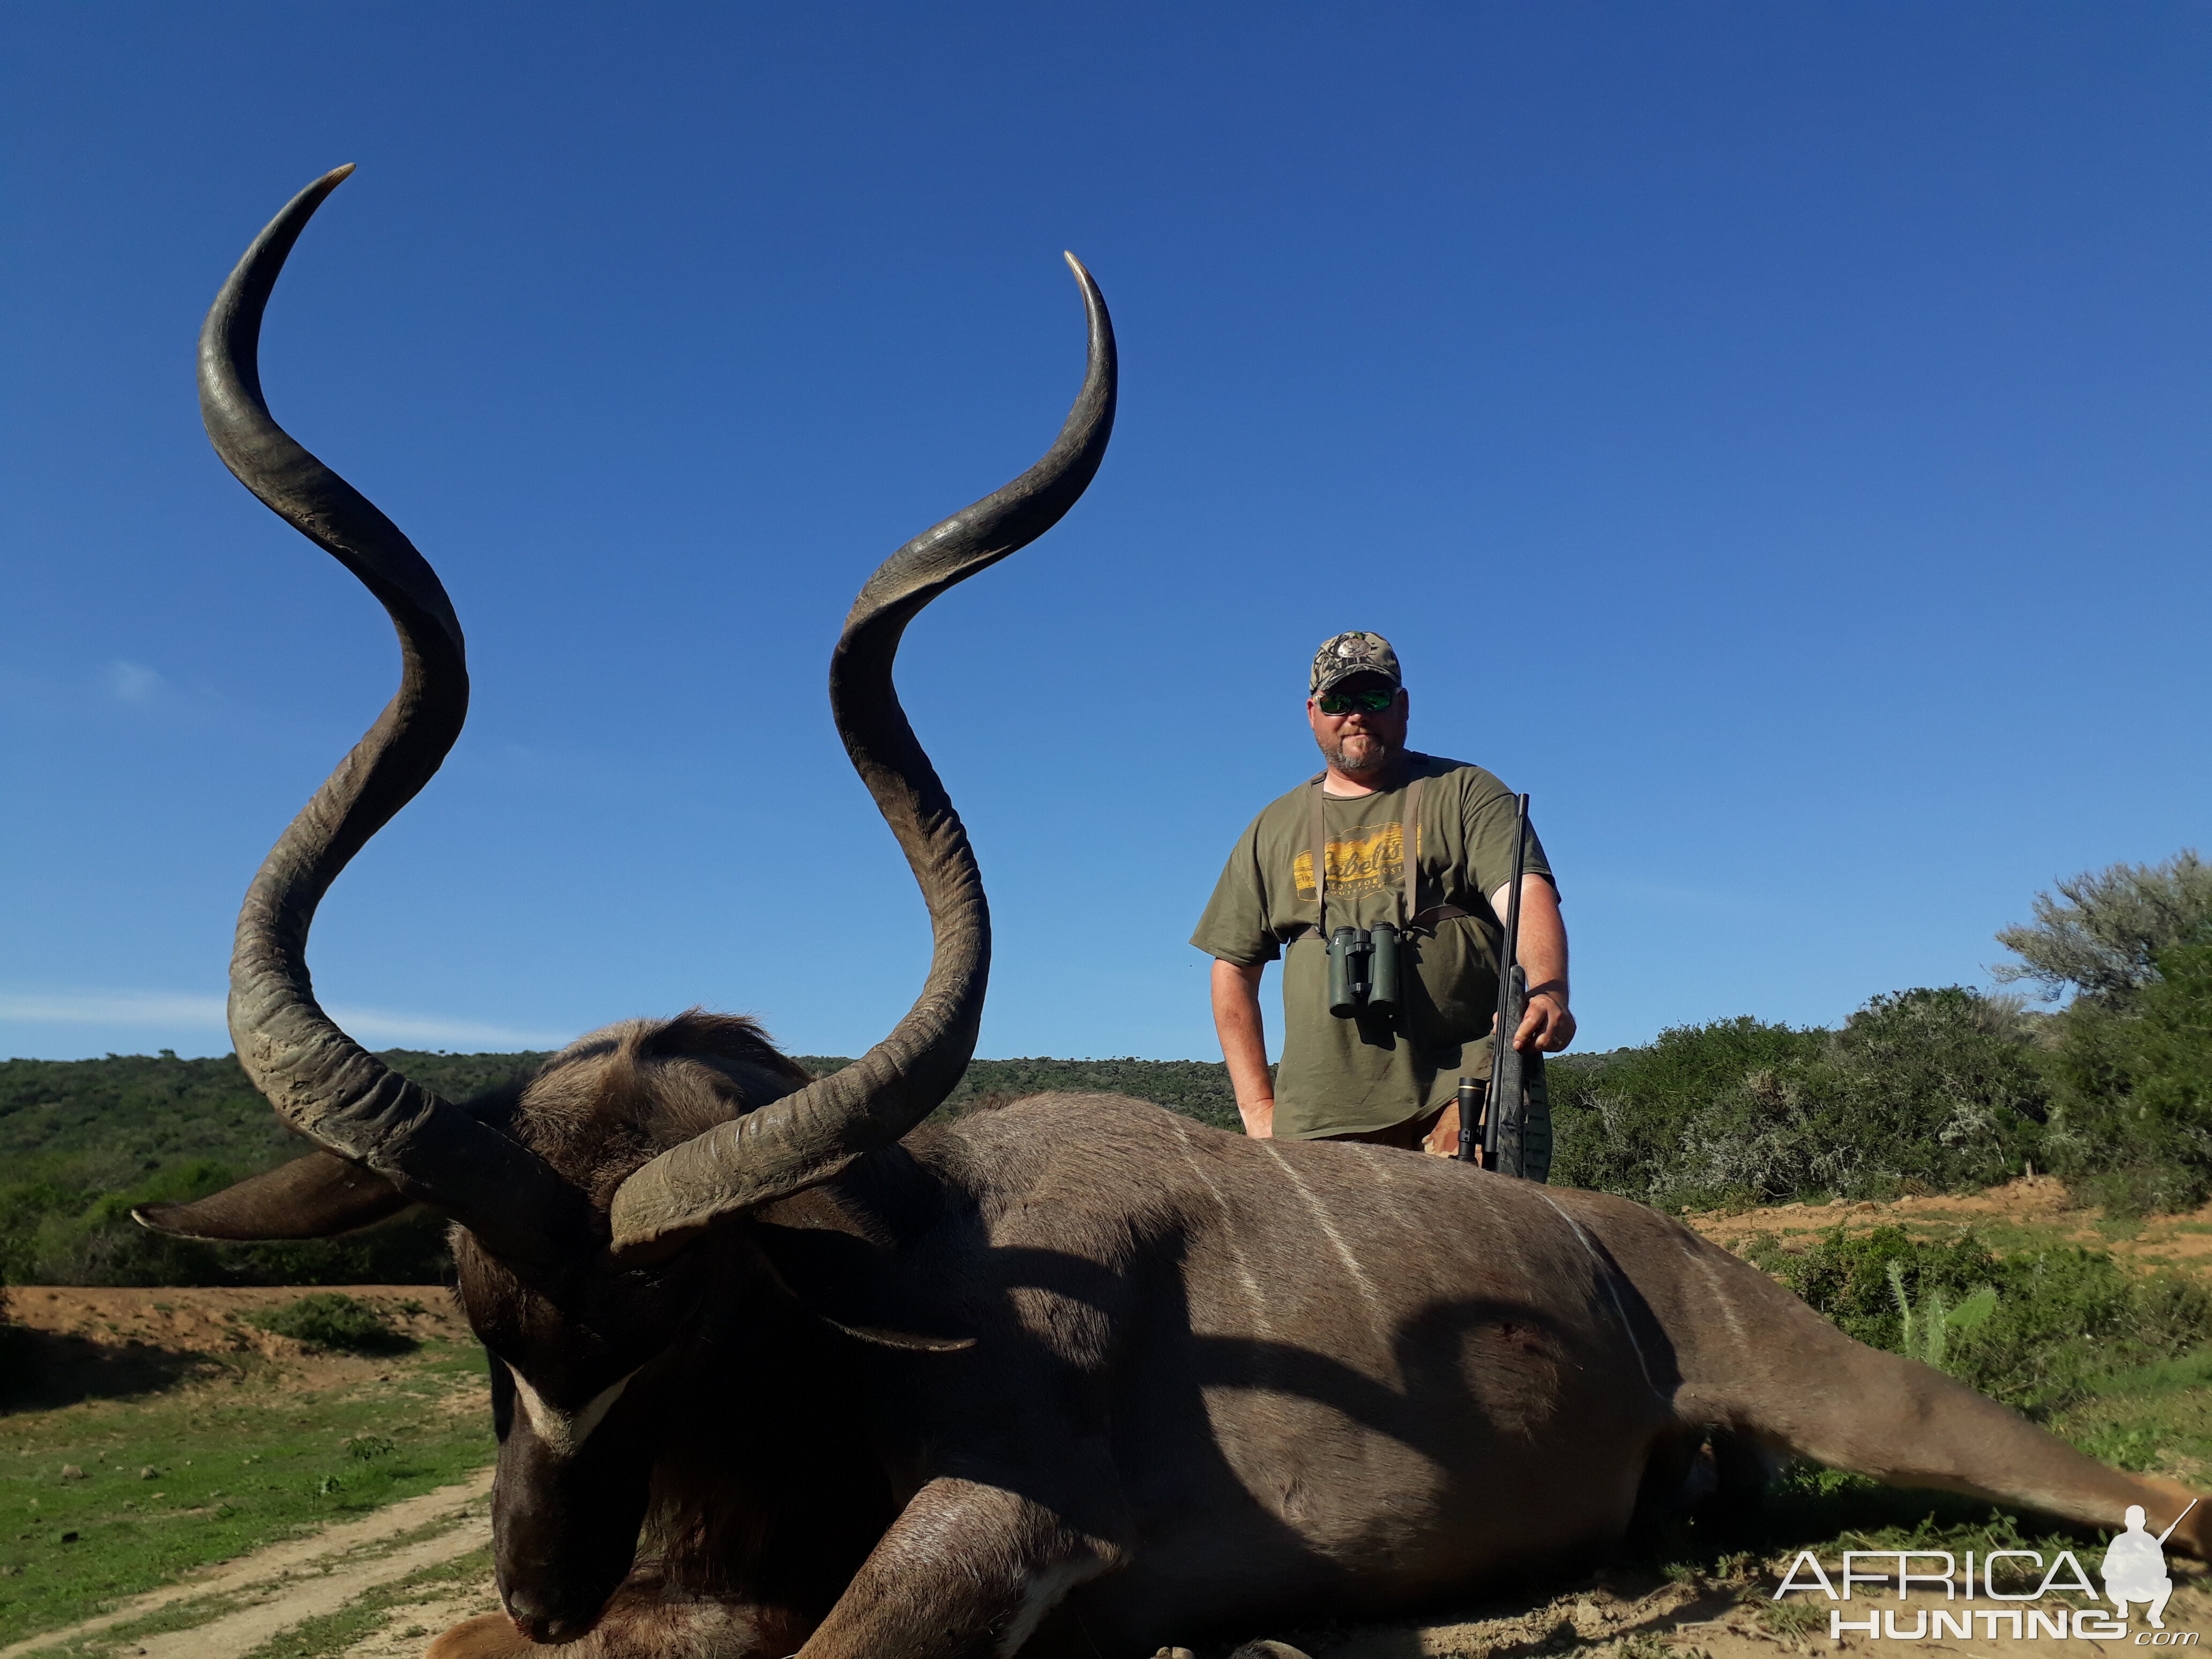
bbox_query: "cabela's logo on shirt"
[1294,823,1416,901]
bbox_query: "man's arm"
[1488,874,1574,1053]
[1209,958,1276,1138]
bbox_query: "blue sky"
[3,3,2207,1064]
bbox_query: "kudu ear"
[133,1151,411,1242]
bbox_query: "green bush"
[2043,936,2212,1215]
[1551,989,2044,1210]
[243,1294,415,1355]
[1744,1225,2212,1414]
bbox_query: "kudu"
[143,170,2206,1659]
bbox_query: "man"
[1191,631,1573,1156]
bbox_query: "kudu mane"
[483,1014,816,1210]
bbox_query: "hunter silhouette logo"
[1773,1498,2200,1643]
[2106,1500,2197,1630]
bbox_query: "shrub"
[2043,936,2212,1215]
[1993,849,2212,1003]
[1549,1018,1826,1204]
[243,1294,415,1355]
[1744,1225,2212,1414]
[1551,990,2044,1209]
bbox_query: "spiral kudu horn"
[608,255,1117,1261]
[173,166,590,1265]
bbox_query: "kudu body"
[143,173,2207,1659]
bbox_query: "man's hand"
[1488,873,1573,1055]
[1515,985,1576,1053]
[1209,958,1277,1137]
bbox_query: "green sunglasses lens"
[1320,689,1394,713]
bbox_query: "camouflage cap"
[1310,631,1402,696]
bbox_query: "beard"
[1320,730,1397,776]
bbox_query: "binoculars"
[1326,923,1401,1018]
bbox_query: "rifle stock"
[1472,793,1532,1172]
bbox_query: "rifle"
[2156,1498,2199,1548]
[1458,792,1530,1171]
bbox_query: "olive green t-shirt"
[1190,754,1553,1140]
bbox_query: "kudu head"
[134,167,1116,1643]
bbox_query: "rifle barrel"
[2156,1497,2199,1546]
[1483,793,1532,1169]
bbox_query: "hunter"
[1192,631,1574,1157]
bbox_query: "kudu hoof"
[423,1613,531,1659]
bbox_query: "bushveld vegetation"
[0,1052,1237,1287]
[1553,848,2212,1217]
[0,1050,543,1288]
[1742,1224,2212,1418]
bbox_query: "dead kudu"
[141,171,2207,1659]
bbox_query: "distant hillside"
[0,1049,1236,1287]
[0,1049,555,1184]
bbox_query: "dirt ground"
[1677,1174,2212,1268]
[7,1185,2211,1658]
[2,1286,474,1404]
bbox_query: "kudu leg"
[795,1475,1123,1659]
[1689,1312,2210,1559]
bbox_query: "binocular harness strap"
[1307,768,1425,939]
[1309,775,1328,939]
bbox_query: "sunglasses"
[1316,689,1397,714]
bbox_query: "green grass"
[18,1508,484,1659]
[0,1343,494,1645]
[235,1545,492,1659]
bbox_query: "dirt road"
[0,1469,491,1659]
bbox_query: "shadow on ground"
[0,1324,212,1411]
